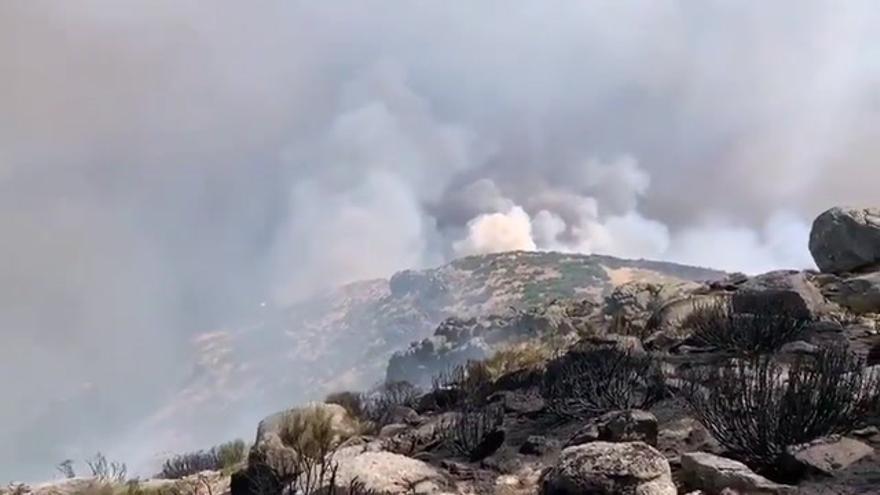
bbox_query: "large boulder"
[824,271,880,314]
[782,435,874,478]
[540,441,675,495]
[680,452,796,494]
[566,410,658,447]
[734,270,827,319]
[605,281,699,331]
[809,207,880,274]
[333,447,456,494]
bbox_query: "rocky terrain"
[9,205,880,495]
[145,252,723,452]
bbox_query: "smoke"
[2,0,880,480]
[453,207,537,256]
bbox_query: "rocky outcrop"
[733,270,827,319]
[566,410,658,447]
[782,436,874,478]
[605,280,699,331]
[540,441,675,495]
[333,446,456,495]
[823,271,880,314]
[810,207,880,274]
[680,452,796,494]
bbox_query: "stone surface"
[680,452,796,494]
[825,272,880,314]
[567,410,659,447]
[540,441,675,495]
[810,206,880,274]
[783,435,874,478]
[734,270,828,319]
[334,447,456,494]
[519,435,561,456]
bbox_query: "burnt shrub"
[361,381,421,426]
[684,296,810,355]
[438,403,505,461]
[540,346,666,419]
[429,360,494,411]
[681,346,880,473]
[160,440,247,479]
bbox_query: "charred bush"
[685,296,810,355]
[681,346,880,472]
[428,361,493,411]
[160,440,247,479]
[361,381,421,427]
[540,346,666,419]
[438,403,505,461]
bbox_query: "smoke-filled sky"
[2,0,880,480]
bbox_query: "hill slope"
[144,251,724,456]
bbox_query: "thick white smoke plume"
[2,0,880,480]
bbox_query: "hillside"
[145,251,723,455]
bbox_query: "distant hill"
[140,251,724,457]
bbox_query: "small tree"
[540,346,666,419]
[681,346,880,471]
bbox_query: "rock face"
[782,436,874,478]
[334,447,455,495]
[824,271,880,314]
[566,410,659,447]
[810,207,880,274]
[680,452,796,494]
[540,441,676,495]
[734,270,827,319]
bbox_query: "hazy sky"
[2,0,880,480]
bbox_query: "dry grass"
[483,342,552,381]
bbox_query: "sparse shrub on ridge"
[159,439,247,479]
[684,297,810,355]
[483,342,552,381]
[680,345,880,474]
[86,452,128,483]
[540,346,666,419]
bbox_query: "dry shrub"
[271,406,350,494]
[681,346,880,473]
[540,346,666,419]
[483,342,552,381]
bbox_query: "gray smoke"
[2,0,879,480]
